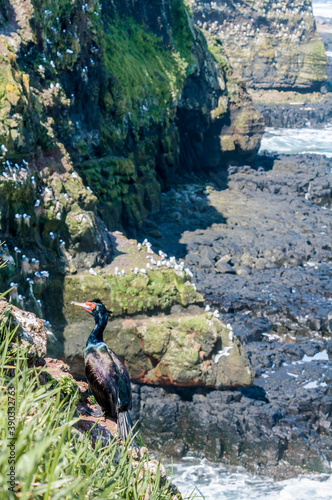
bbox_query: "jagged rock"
[46,232,204,369]
[0,297,46,362]
[254,91,332,128]
[215,261,235,274]
[44,232,252,389]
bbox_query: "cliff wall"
[188,0,327,90]
[0,0,263,293]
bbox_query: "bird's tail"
[118,411,135,443]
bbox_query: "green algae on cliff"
[103,15,190,122]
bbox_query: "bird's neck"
[87,315,108,345]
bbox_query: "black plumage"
[71,298,133,441]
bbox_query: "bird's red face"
[71,298,110,320]
[71,301,97,313]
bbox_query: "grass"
[0,299,185,499]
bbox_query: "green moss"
[171,0,194,64]
[220,135,236,152]
[143,322,171,359]
[206,37,228,71]
[30,0,103,73]
[103,16,189,124]
[63,268,203,321]
[65,203,96,247]
[79,155,137,203]
[0,44,52,156]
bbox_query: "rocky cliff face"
[189,0,326,90]
[0,0,263,318]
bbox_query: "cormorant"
[71,298,133,441]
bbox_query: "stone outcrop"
[3,291,251,489]
[0,297,47,362]
[134,151,332,476]
[43,232,253,390]
[189,0,327,90]
[249,89,332,128]
[103,310,253,387]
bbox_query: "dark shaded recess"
[0,0,9,28]
[0,1,7,26]
[136,383,242,403]
[155,123,179,189]
[256,99,332,129]
[176,69,230,172]
[238,385,269,403]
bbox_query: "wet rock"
[235,266,251,276]
[137,152,332,477]
[136,349,332,477]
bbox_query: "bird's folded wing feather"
[85,347,119,413]
[107,346,132,410]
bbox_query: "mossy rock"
[103,312,254,389]
[65,203,97,250]
[62,267,204,323]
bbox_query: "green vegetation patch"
[31,0,103,73]
[64,268,204,320]
[103,15,190,123]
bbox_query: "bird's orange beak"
[71,301,96,312]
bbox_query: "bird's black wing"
[85,344,119,417]
[106,346,132,412]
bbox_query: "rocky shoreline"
[7,148,331,480]
[136,151,332,478]
[255,95,332,128]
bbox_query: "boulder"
[104,310,254,389]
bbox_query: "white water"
[170,459,332,499]
[259,126,332,157]
[313,0,332,18]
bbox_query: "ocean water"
[170,459,332,500]
[259,126,332,157]
[312,0,332,18]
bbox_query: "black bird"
[71,298,133,441]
